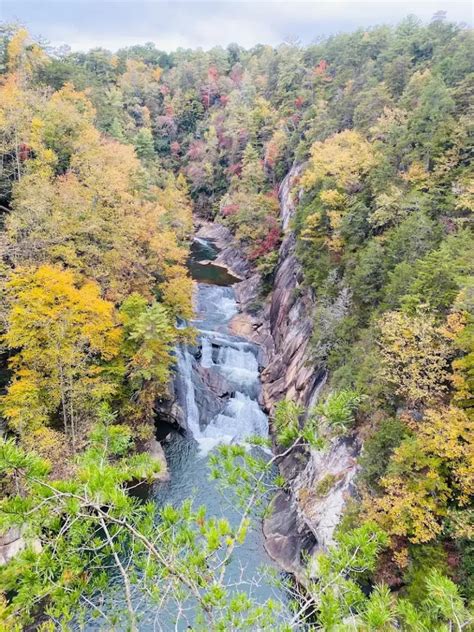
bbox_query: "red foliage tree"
[18,143,30,161]
[314,59,328,76]
[226,163,242,177]
[249,218,281,260]
[207,66,219,83]
[314,59,332,81]
[187,140,205,161]
[170,141,180,156]
[221,203,239,217]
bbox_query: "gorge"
[0,17,472,631]
[177,165,360,580]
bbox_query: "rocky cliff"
[214,164,360,577]
[184,176,359,577]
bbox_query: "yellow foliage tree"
[378,310,452,405]
[6,28,48,77]
[301,129,378,192]
[440,294,474,416]
[368,406,473,543]
[1,265,121,449]
[159,274,194,321]
[6,93,192,304]
[0,73,36,188]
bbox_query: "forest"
[0,14,473,631]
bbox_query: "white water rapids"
[82,237,283,630]
[176,282,268,454]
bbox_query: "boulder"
[143,437,170,482]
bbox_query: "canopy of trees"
[0,14,472,630]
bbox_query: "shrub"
[315,389,362,433]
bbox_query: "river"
[84,236,286,630]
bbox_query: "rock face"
[227,165,324,412]
[220,164,359,575]
[293,437,360,550]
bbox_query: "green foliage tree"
[133,127,155,160]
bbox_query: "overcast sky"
[1,1,472,52]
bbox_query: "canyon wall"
[211,165,360,577]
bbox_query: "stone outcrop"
[213,164,360,575]
[142,437,170,481]
[261,165,324,410]
[194,221,251,279]
[293,437,360,550]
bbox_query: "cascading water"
[150,237,284,619]
[176,282,268,454]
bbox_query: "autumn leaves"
[0,61,193,456]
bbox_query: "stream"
[154,235,282,594]
[84,237,285,629]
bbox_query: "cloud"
[2,0,472,52]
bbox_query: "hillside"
[0,17,472,630]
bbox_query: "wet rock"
[189,363,230,425]
[196,364,233,399]
[156,372,187,432]
[248,164,322,412]
[236,164,358,568]
[229,313,257,338]
[143,437,170,481]
[279,165,304,231]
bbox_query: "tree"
[314,389,362,434]
[240,143,265,193]
[6,27,48,77]
[109,117,126,141]
[134,127,155,160]
[0,73,36,199]
[0,436,280,631]
[119,294,179,422]
[378,310,451,405]
[1,265,121,449]
[368,406,473,544]
[301,130,379,192]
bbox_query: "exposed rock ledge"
[142,436,170,481]
[213,164,360,576]
[194,221,251,280]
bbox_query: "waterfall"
[176,347,201,438]
[176,279,268,455]
[279,163,304,231]
[200,337,213,367]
